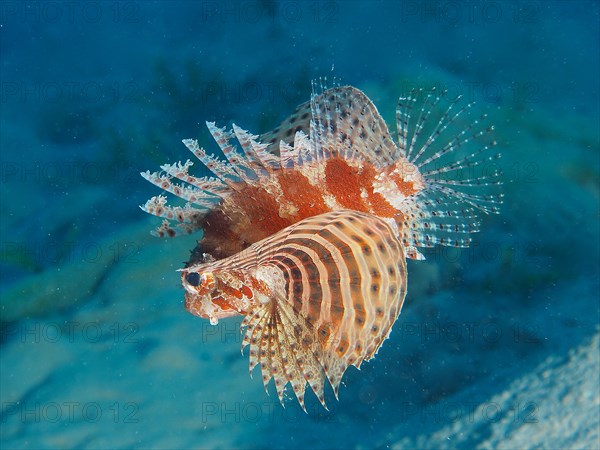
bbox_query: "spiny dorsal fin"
[260,85,400,169]
[260,100,313,155]
[309,84,400,167]
[139,195,205,237]
[232,124,280,172]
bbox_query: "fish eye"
[185,272,201,287]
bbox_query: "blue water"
[1,1,599,449]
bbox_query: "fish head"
[181,268,255,325]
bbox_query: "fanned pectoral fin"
[241,299,329,411]
[239,210,409,412]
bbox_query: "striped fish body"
[182,209,407,409]
[141,85,501,262]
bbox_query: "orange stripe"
[277,171,329,218]
[324,158,369,212]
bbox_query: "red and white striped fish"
[182,209,407,410]
[140,83,501,409]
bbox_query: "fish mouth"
[183,282,198,296]
[183,290,217,322]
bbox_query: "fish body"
[182,209,407,409]
[140,83,502,409]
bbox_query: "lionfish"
[140,84,501,410]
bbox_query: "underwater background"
[1,1,599,448]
